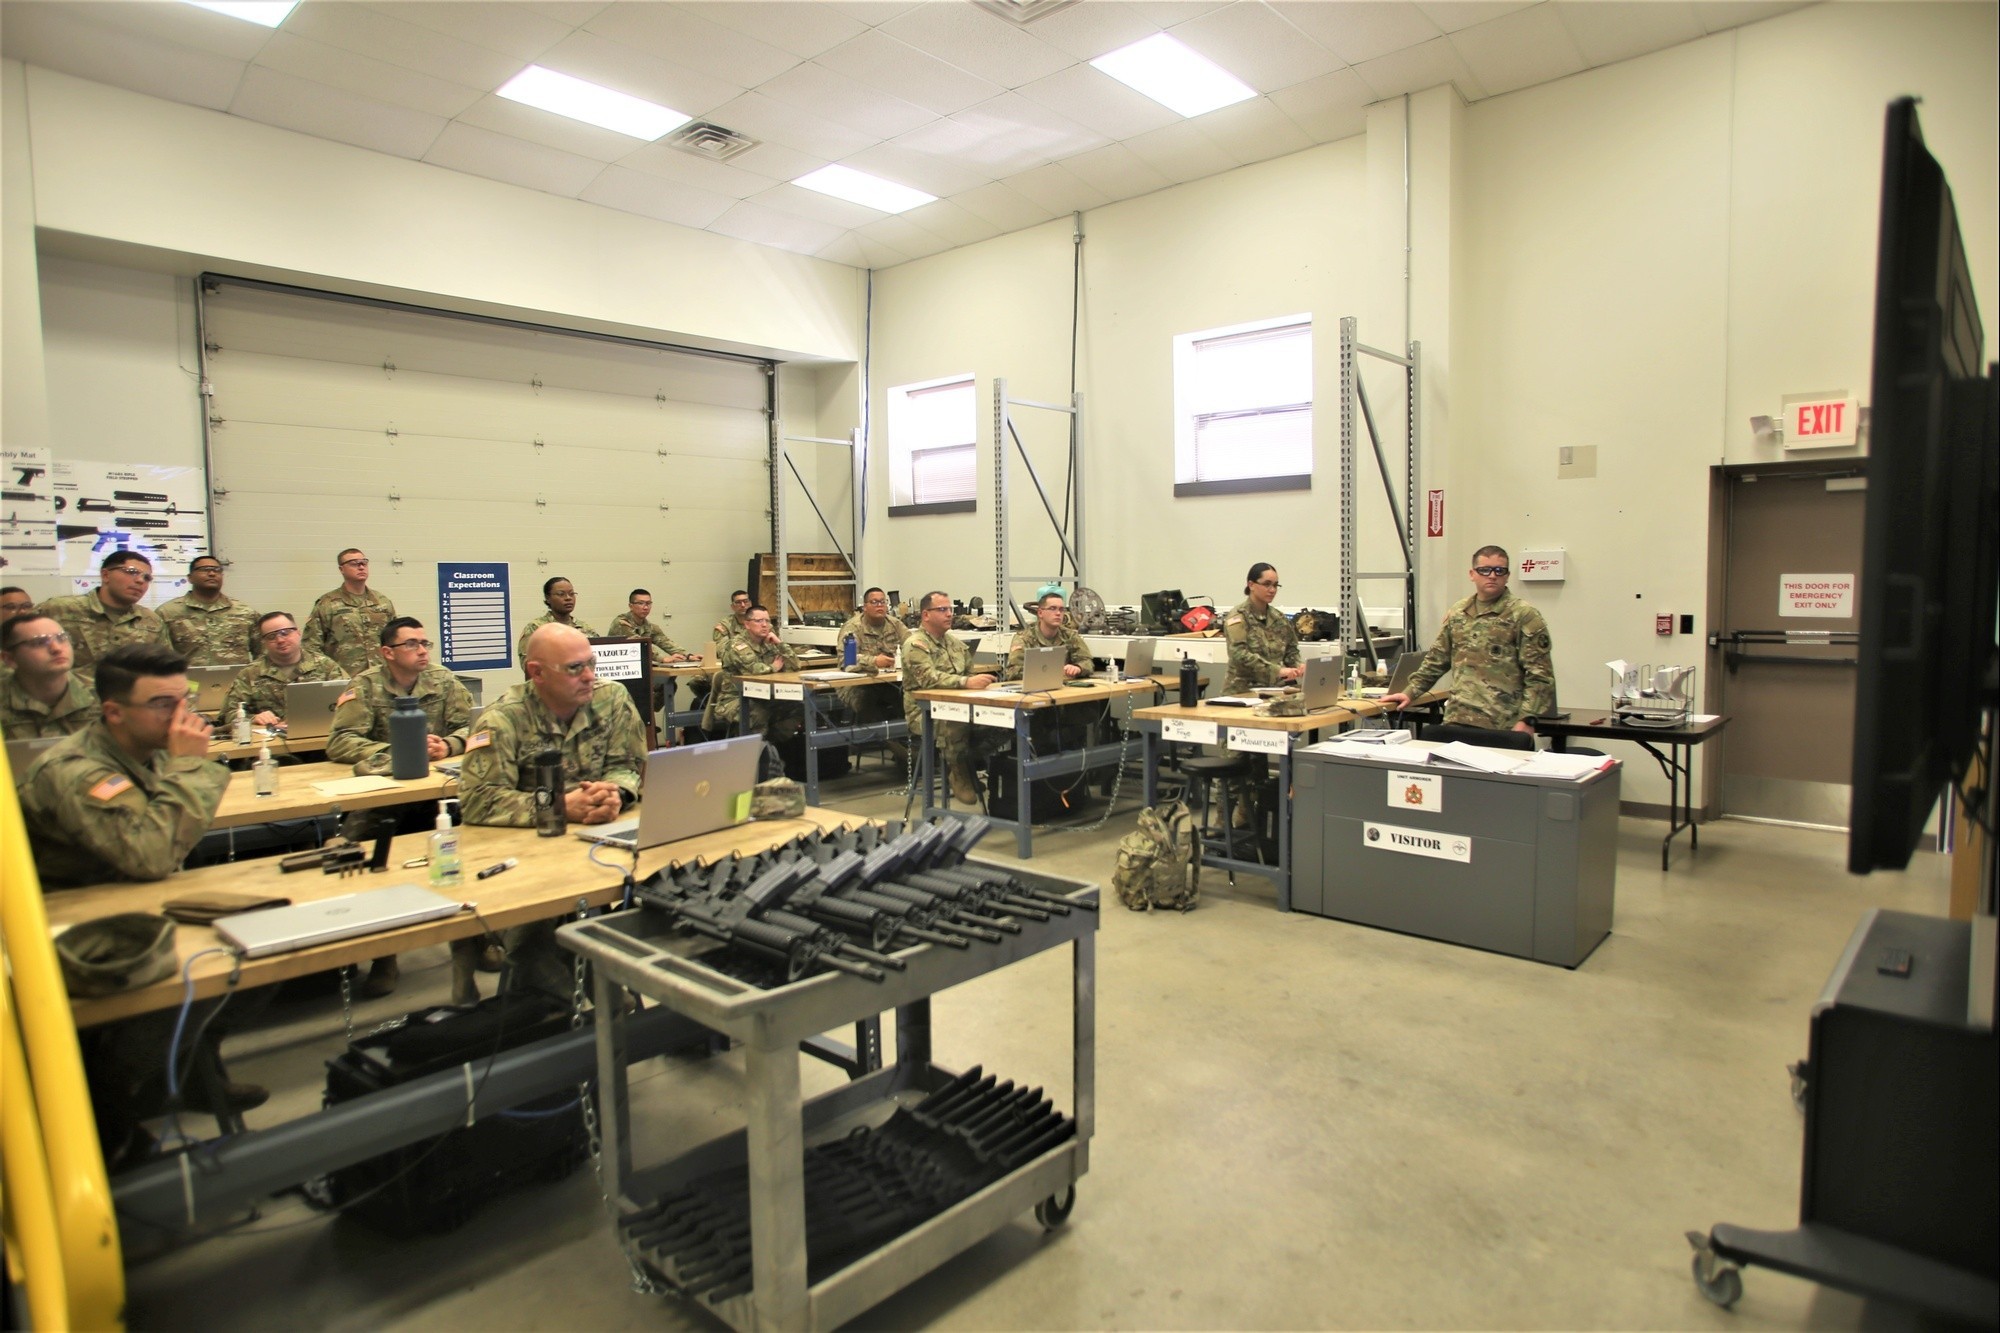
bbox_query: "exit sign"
[1783,393,1859,449]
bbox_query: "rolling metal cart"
[558,862,1097,1332]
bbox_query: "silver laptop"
[215,883,461,958]
[1301,655,1345,710]
[1020,645,1065,692]
[1384,650,1420,697]
[281,678,350,741]
[187,665,246,714]
[1122,638,1158,680]
[6,735,63,782]
[575,733,764,851]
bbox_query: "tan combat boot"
[948,760,983,805]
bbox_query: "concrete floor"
[123,763,1954,1331]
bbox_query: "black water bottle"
[388,695,428,779]
[533,748,566,836]
[1178,656,1200,708]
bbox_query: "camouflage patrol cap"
[56,912,178,998]
[749,778,805,820]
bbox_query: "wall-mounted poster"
[49,460,210,576]
[0,446,57,575]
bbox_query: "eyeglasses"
[260,626,300,641]
[1472,566,1510,578]
[118,692,190,714]
[555,659,595,677]
[389,639,432,651]
[190,563,223,573]
[339,558,370,568]
[106,566,153,581]
[5,631,70,652]
[1254,580,1281,590]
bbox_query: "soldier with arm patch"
[1004,590,1094,682]
[156,555,258,666]
[326,616,473,767]
[1384,544,1556,732]
[835,587,911,736]
[712,606,804,740]
[303,548,396,677]
[37,549,172,673]
[901,590,1003,805]
[515,576,601,663]
[1221,562,1304,694]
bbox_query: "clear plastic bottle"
[253,742,278,796]
[232,704,252,744]
[429,799,463,888]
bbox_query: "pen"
[476,857,518,880]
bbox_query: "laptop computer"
[187,664,246,714]
[1300,655,1345,710]
[1355,651,1421,700]
[5,735,63,781]
[1122,637,1158,681]
[1019,645,1065,692]
[281,679,350,741]
[215,883,462,958]
[575,733,764,851]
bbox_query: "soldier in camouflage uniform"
[0,586,34,683]
[712,589,753,641]
[461,624,647,1001]
[711,606,804,740]
[515,576,602,663]
[303,548,396,677]
[836,587,910,730]
[221,612,345,724]
[608,588,694,666]
[156,555,259,666]
[1221,562,1305,695]
[327,617,473,767]
[902,590,1004,805]
[37,549,172,674]
[1004,591,1094,682]
[2,611,99,739]
[1385,545,1555,731]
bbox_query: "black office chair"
[1417,721,1536,751]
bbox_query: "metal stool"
[1179,753,1256,863]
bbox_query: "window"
[1172,315,1313,497]
[888,375,977,515]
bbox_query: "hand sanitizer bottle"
[233,703,252,744]
[430,799,463,889]
[254,742,278,796]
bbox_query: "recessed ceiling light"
[181,0,297,27]
[1090,33,1256,119]
[496,66,690,141]
[794,165,936,215]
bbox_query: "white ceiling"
[1,0,1811,269]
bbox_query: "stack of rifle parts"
[633,817,1093,986]
[619,1065,1075,1302]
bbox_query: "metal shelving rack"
[1337,317,1421,663]
[993,378,1084,629]
[559,863,1097,1333]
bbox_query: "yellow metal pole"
[4,972,73,1330]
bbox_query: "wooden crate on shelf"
[750,553,855,622]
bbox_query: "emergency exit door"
[1715,463,1865,825]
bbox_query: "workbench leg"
[745,1030,808,1333]
[1275,747,1293,913]
[802,696,819,807]
[919,710,937,816]
[895,999,932,1067]
[1073,933,1095,1145]
[591,967,631,1194]
[1142,728,1159,808]
[1013,712,1032,859]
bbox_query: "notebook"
[215,884,461,958]
[574,733,764,851]
[281,679,351,741]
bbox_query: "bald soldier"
[157,554,259,666]
[36,548,172,673]
[303,547,396,677]
[1,612,99,739]
[1383,544,1555,733]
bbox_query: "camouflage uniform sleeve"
[458,708,536,827]
[1517,608,1556,720]
[301,595,334,664]
[1403,611,1459,699]
[778,642,802,671]
[1002,630,1030,681]
[516,618,539,664]
[597,687,647,799]
[1223,612,1279,688]
[161,603,198,658]
[220,667,257,720]
[1064,626,1095,675]
[324,679,381,764]
[37,755,228,881]
[901,636,959,693]
[439,673,475,754]
[1281,618,1302,670]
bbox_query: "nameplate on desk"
[773,682,804,701]
[1161,718,1218,745]
[931,700,971,723]
[1363,820,1471,864]
[1388,770,1442,813]
[1226,727,1288,755]
[973,705,1014,730]
[743,681,772,699]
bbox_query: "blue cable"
[164,946,237,1103]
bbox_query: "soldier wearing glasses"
[1222,561,1304,695]
[1383,545,1555,733]
[157,554,259,666]
[327,617,474,767]
[36,548,172,672]
[303,548,396,677]
[1,613,99,738]
[221,611,345,725]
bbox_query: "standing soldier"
[1,612,99,738]
[711,605,803,740]
[901,590,1001,805]
[1221,562,1304,694]
[836,588,910,743]
[37,549,172,673]
[157,554,258,666]
[221,612,345,726]
[1383,545,1555,733]
[1004,589,1093,682]
[515,576,600,663]
[303,548,395,677]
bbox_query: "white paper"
[311,776,400,798]
[1160,718,1218,745]
[1227,727,1288,755]
[1516,752,1615,780]
[1388,770,1443,812]
[973,705,1014,730]
[931,700,971,723]
[1429,742,1531,774]
[773,682,804,701]
[0,446,57,573]
[742,680,772,699]
[801,671,865,682]
[1305,740,1433,765]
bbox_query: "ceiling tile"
[356,1,573,62]
[422,121,607,196]
[1124,2,1234,27]
[814,234,873,268]
[227,63,445,159]
[853,212,953,258]
[1004,161,1111,214]
[839,141,992,198]
[253,31,483,119]
[1416,1,1538,34]
[725,140,834,185]
[700,92,875,161]
[0,5,246,110]
[1193,95,1315,165]
[1120,118,1238,180]
[758,60,938,139]
[1012,63,1181,141]
[1058,142,1173,202]
[1553,2,1703,67]
[900,198,1004,247]
[951,180,1060,231]
[848,233,917,268]
[1268,66,1372,143]
[1017,1,1163,61]
[532,29,742,120]
[1273,2,1445,66]
[582,2,800,87]
[682,1,868,60]
[522,3,613,24]
[825,2,929,27]
[578,164,737,227]
[1693,1,1813,35]
[1448,3,1582,96]
[745,181,888,231]
[454,92,645,162]
[1168,2,1344,95]
[615,140,772,197]
[900,92,1106,176]
[813,30,1004,116]
[708,199,847,254]
[5,0,274,61]
[1351,34,1484,100]
[877,4,1074,88]
[282,3,523,88]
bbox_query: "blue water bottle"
[843,633,858,668]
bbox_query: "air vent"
[662,121,760,163]
[972,0,1081,25]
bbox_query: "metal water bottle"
[533,748,566,836]
[1178,655,1200,708]
[843,633,858,668]
[388,695,428,779]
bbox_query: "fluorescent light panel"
[1090,33,1256,118]
[496,66,689,141]
[182,0,297,27]
[794,164,935,215]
